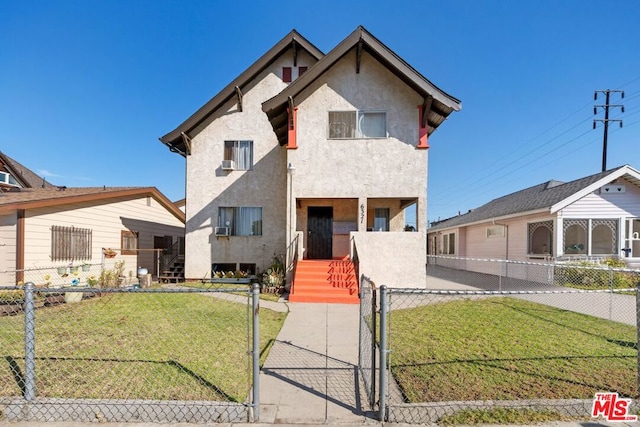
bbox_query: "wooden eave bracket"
[292,40,298,67]
[181,132,192,156]
[235,86,243,112]
[286,96,298,149]
[356,39,363,74]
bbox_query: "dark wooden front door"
[307,207,333,259]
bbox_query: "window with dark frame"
[298,66,308,76]
[121,230,139,255]
[218,206,263,236]
[51,225,92,261]
[224,140,253,170]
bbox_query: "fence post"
[637,281,640,397]
[24,282,36,401]
[252,282,260,421]
[371,287,377,409]
[379,285,388,422]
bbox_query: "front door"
[307,207,333,259]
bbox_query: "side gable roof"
[0,186,185,223]
[0,151,57,189]
[262,25,462,146]
[429,165,639,231]
[159,30,324,156]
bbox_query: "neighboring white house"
[0,185,185,285]
[160,26,461,289]
[427,165,640,268]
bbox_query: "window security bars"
[51,225,92,261]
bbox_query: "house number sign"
[360,203,365,225]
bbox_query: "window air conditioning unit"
[214,226,230,236]
[221,160,236,170]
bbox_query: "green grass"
[388,297,637,403]
[183,281,283,302]
[438,407,585,425]
[0,291,286,402]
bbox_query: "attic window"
[282,67,292,83]
[298,66,308,76]
[0,171,19,187]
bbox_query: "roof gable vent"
[601,184,626,194]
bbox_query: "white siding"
[23,196,183,277]
[0,213,17,285]
[561,180,640,218]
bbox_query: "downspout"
[16,209,25,284]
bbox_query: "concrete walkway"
[258,302,375,424]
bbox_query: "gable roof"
[0,186,185,222]
[262,25,462,146]
[0,151,57,189]
[429,165,640,231]
[159,30,324,156]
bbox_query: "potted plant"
[64,277,84,304]
[81,262,91,272]
[69,265,79,274]
[57,266,67,275]
[103,248,117,258]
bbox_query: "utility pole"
[594,89,624,172]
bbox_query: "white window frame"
[441,232,456,255]
[328,110,387,139]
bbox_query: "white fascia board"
[550,165,640,213]
[427,208,550,234]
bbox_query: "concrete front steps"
[289,260,359,304]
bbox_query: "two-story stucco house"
[160,26,461,301]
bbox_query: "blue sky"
[2,1,639,227]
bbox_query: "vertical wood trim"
[16,209,25,282]
[417,105,429,149]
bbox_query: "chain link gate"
[0,282,261,423]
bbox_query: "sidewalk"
[258,302,375,424]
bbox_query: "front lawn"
[0,291,286,402]
[388,297,637,403]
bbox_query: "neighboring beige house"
[160,26,461,290]
[427,165,640,268]
[0,185,185,285]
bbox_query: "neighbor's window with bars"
[51,225,92,261]
[219,207,263,236]
[328,111,386,139]
[224,140,253,170]
[121,230,139,255]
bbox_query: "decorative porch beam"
[417,96,433,149]
[235,86,243,112]
[181,132,192,156]
[356,39,363,74]
[287,96,298,149]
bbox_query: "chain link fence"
[0,281,262,423]
[363,256,640,423]
[358,275,376,409]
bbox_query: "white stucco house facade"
[160,26,461,290]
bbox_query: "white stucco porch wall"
[352,231,427,288]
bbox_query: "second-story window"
[224,140,253,170]
[328,111,386,139]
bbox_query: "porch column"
[555,217,563,257]
[358,197,367,232]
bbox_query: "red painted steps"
[289,260,359,304]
